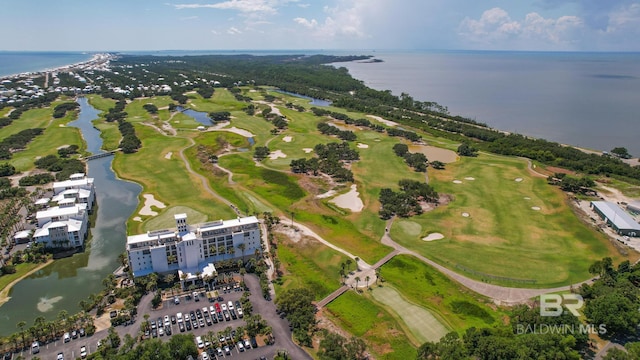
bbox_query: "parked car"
[174,296,180,304]
[31,341,40,354]
[63,332,70,343]
[80,346,87,358]
[57,353,64,360]
[196,336,204,349]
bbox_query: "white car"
[63,332,71,343]
[221,304,227,311]
[201,352,209,360]
[164,315,171,327]
[80,345,87,358]
[57,353,64,360]
[196,336,204,349]
[227,301,234,310]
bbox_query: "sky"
[2,0,640,52]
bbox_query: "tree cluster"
[0,163,16,177]
[34,154,86,181]
[209,111,231,122]
[379,179,438,219]
[317,122,357,141]
[392,143,428,172]
[196,86,215,99]
[318,332,367,360]
[142,103,158,114]
[18,173,55,186]
[290,142,358,183]
[0,117,12,128]
[52,102,79,118]
[253,146,270,161]
[57,144,79,158]
[457,142,478,157]
[0,128,45,160]
[275,287,317,346]
[547,173,595,194]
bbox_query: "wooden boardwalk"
[316,249,401,308]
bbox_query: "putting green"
[371,286,449,344]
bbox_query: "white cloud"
[227,26,242,34]
[293,17,317,29]
[606,3,640,34]
[180,15,199,20]
[459,7,584,48]
[174,0,298,15]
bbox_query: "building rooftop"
[36,204,86,219]
[591,201,640,230]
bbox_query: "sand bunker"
[37,296,63,312]
[133,216,143,222]
[462,212,470,217]
[164,152,172,160]
[524,197,531,200]
[531,206,541,211]
[367,115,398,127]
[225,127,255,138]
[357,143,369,149]
[422,233,444,241]
[139,194,166,216]
[329,184,364,212]
[269,150,287,160]
[283,136,293,142]
[409,144,458,163]
[453,180,463,184]
[464,177,475,181]
[302,148,313,153]
[316,190,337,199]
[515,178,523,182]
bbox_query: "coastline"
[0,52,113,79]
[0,259,54,307]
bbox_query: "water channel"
[0,97,142,336]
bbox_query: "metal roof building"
[590,201,640,237]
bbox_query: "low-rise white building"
[52,173,95,211]
[126,214,261,279]
[33,203,88,248]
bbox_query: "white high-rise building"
[126,214,261,279]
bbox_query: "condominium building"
[52,173,96,211]
[126,214,261,278]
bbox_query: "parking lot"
[14,274,310,360]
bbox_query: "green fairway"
[325,291,417,359]
[380,255,503,332]
[390,154,630,287]
[5,101,85,172]
[371,286,449,344]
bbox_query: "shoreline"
[0,259,54,307]
[0,52,113,79]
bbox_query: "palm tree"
[346,259,353,273]
[237,243,246,260]
[375,268,381,284]
[365,275,370,289]
[16,321,26,348]
[354,276,360,289]
[354,257,360,271]
[339,269,345,284]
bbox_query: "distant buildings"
[590,201,640,237]
[126,214,261,286]
[32,174,95,248]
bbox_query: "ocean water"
[334,50,640,156]
[0,51,93,77]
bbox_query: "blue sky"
[2,0,639,51]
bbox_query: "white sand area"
[329,184,364,212]
[422,233,444,241]
[357,143,369,148]
[164,152,172,160]
[515,178,523,182]
[316,190,337,199]
[524,197,531,200]
[464,177,475,181]
[453,180,463,184]
[283,136,293,142]
[269,150,287,160]
[133,217,143,222]
[226,127,255,138]
[139,194,166,216]
[367,115,398,127]
[462,212,470,217]
[302,148,313,153]
[531,206,541,211]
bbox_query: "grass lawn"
[390,153,631,287]
[325,291,417,359]
[274,233,350,300]
[380,255,505,332]
[370,286,449,344]
[142,206,208,232]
